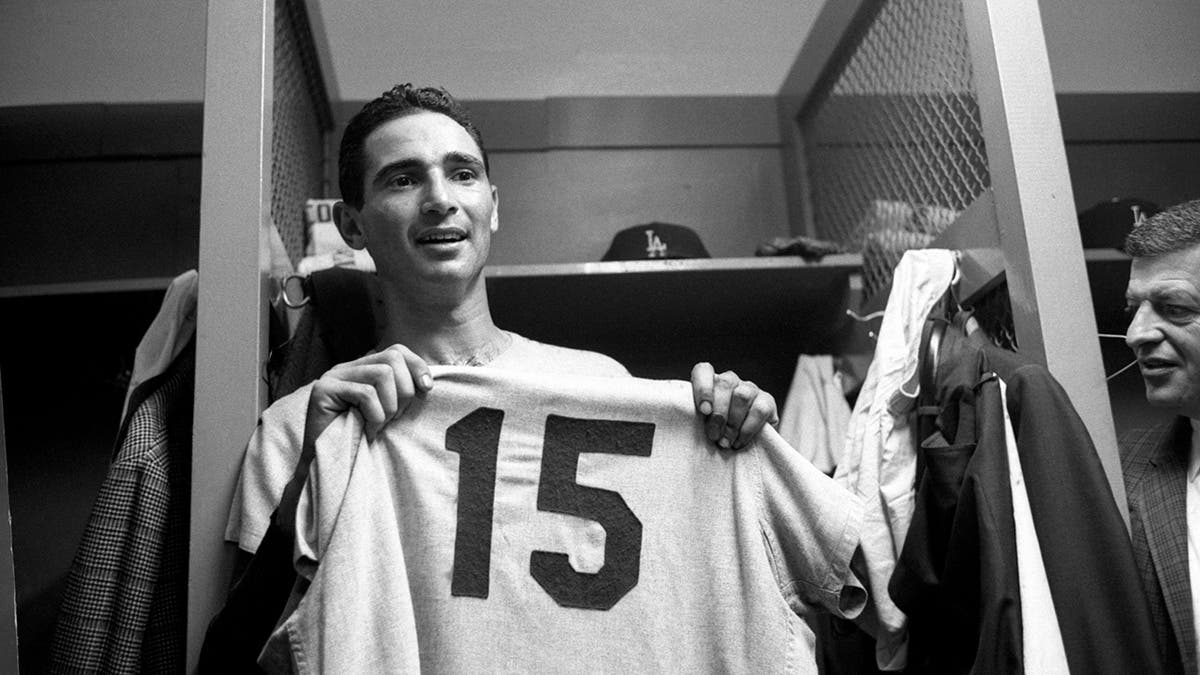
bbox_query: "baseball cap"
[1078,197,1160,250]
[600,222,711,261]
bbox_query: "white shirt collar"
[1189,418,1200,483]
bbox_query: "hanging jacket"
[983,335,1162,673]
[49,341,194,674]
[892,320,1163,674]
[889,322,1021,673]
[778,354,852,475]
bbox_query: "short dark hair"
[337,83,488,208]
[1124,199,1200,257]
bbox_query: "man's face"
[1126,242,1200,418]
[337,111,498,291]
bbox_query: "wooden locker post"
[190,0,275,670]
[961,0,1128,522]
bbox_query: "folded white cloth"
[307,222,353,257]
[305,199,354,257]
[296,250,376,276]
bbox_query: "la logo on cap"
[644,229,668,258]
[1077,197,1161,250]
[1131,204,1149,226]
[601,222,711,261]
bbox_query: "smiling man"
[212,85,791,671]
[231,83,783,547]
[304,84,777,450]
[1121,198,1200,675]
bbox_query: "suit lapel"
[1144,418,1197,673]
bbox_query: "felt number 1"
[446,407,655,610]
[446,407,504,599]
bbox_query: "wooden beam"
[190,1,273,670]
[963,0,1127,522]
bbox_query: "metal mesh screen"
[801,0,990,298]
[271,0,330,265]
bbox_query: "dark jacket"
[893,320,1164,674]
[891,323,1020,674]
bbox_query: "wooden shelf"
[0,258,862,398]
[485,254,863,279]
[0,276,177,298]
[485,255,862,396]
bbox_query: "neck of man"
[374,274,508,366]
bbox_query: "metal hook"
[846,308,886,322]
[280,273,311,308]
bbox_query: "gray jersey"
[261,367,865,674]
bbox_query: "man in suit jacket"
[1123,198,1200,675]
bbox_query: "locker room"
[1,0,1199,672]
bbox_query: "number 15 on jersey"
[446,408,655,611]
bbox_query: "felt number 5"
[532,414,655,610]
[446,408,655,610]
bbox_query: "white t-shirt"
[259,367,865,674]
[224,332,629,552]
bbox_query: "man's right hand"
[276,344,432,537]
[305,344,434,448]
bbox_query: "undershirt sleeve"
[293,410,365,580]
[225,384,313,552]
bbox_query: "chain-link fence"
[271,0,332,266]
[802,0,990,298]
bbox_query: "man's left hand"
[690,362,779,450]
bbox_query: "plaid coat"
[1123,417,1196,675]
[48,345,193,674]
